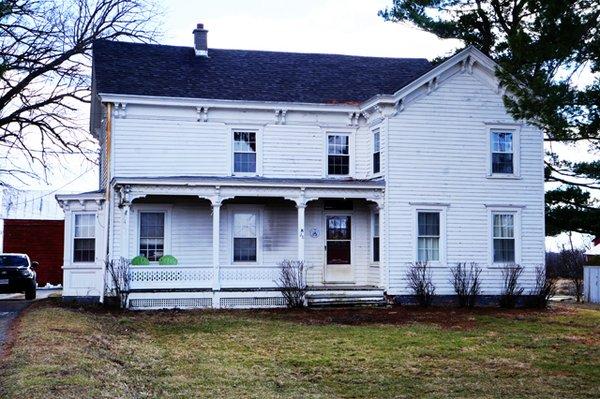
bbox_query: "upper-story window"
[328,134,349,175]
[73,214,95,263]
[373,129,381,174]
[491,131,514,174]
[233,131,256,174]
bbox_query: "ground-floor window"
[73,214,95,262]
[233,211,257,262]
[492,213,515,262]
[417,211,440,262]
[139,212,165,261]
[372,212,380,262]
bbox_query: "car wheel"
[25,284,36,300]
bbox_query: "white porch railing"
[129,265,283,290]
[220,265,281,289]
[129,266,213,290]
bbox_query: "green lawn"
[0,300,598,399]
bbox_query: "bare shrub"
[499,264,524,308]
[558,249,586,302]
[450,262,482,308]
[105,258,131,309]
[276,260,306,308]
[406,262,436,307]
[527,265,556,309]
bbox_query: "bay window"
[73,214,95,263]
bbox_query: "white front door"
[324,215,354,283]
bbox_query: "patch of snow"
[38,283,62,289]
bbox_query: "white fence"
[584,266,600,303]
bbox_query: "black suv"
[0,254,38,300]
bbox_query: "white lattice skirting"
[127,291,287,310]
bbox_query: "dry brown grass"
[0,300,598,398]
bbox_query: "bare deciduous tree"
[450,262,482,308]
[558,249,586,302]
[0,0,160,184]
[276,259,306,308]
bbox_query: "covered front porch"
[112,177,386,308]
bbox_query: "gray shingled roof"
[93,40,432,104]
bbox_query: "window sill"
[486,174,521,180]
[369,263,380,268]
[487,263,520,269]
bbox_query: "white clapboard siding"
[113,119,229,177]
[262,125,324,178]
[386,71,544,295]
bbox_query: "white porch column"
[121,203,130,259]
[211,201,221,290]
[296,202,306,262]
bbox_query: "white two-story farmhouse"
[56,24,544,309]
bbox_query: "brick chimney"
[193,23,208,57]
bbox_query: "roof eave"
[98,93,361,113]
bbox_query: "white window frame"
[372,127,381,176]
[486,124,521,178]
[412,205,447,266]
[371,210,380,264]
[230,126,262,177]
[132,205,172,263]
[229,205,263,265]
[487,207,522,266]
[72,212,97,264]
[324,131,354,177]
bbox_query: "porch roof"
[111,176,385,189]
[112,176,385,208]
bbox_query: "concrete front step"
[306,287,386,308]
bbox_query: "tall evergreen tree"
[380,0,600,237]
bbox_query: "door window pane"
[139,212,165,261]
[326,216,351,264]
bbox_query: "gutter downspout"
[99,102,113,304]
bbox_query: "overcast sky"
[17,0,592,250]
